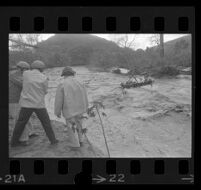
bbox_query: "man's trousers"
[11,107,57,145]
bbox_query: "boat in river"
[120,78,154,89]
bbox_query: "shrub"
[155,65,180,77]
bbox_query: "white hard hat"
[16,61,30,69]
[31,60,46,69]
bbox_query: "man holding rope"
[11,60,58,147]
[9,61,38,146]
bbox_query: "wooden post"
[95,106,110,157]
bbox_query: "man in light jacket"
[54,66,89,147]
[11,60,58,147]
[9,61,37,145]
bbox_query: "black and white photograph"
[9,33,192,158]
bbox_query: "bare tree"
[9,34,40,51]
[150,34,164,57]
[112,34,136,49]
[150,34,160,46]
[110,34,137,70]
[25,34,40,46]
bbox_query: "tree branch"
[9,38,38,49]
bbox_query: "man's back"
[54,76,89,119]
[64,77,88,114]
[20,69,48,108]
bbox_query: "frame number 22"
[108,174,125,183]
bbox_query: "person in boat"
[143,72,154,87]
[54,66,89,147]
[141,72,150,82]
[128,69,138,83]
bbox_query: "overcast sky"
[39,33,188,50]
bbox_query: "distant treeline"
[9,34,191,76]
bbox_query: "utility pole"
[160,34,164,58]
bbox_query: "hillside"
[39,34,118,50]
[9,34,192,74]
[35,34,121,68]
[151,35,191,68]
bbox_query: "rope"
[95,106,110,157]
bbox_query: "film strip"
[0,6,195,185]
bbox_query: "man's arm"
[43,79,49,94]
[54,83,64,118]
[9,72,23,87]
[83,85,89,109]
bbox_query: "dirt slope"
[9,120,105,158]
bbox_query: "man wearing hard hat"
[54,66,89,147]
[11,60,58,147]
[9,61,37,146]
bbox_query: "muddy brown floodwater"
[9,66,192,157]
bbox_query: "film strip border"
[0,6,195,185]
[0,7,195,33]
[9,16,190,32]
[0,158,193,184]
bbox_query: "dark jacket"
[9,70,23,103]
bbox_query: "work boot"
[11,141,30,147]
[50,139,59,145]
[29,133,39,138]
[80,142,84,147]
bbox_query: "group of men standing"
[9,60,89,148]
